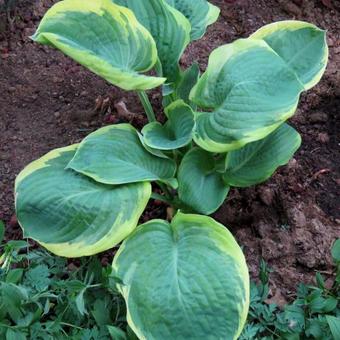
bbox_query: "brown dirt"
[0,0,339,298]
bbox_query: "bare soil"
[0,0,339,299]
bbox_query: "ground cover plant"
[240,239,340,340]
[12,0,329,338]
[1,220,339,339]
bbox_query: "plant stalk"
[151,193,173,206]
[138,91,156,122]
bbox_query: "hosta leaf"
[166,0,220,40]
[113,212,249,340]
[163,63,200,108]
[32,0,165,91]
[176,63,200,107]
[113,0,190,82]
[68,124,176,185]
[178,148,229,214]
[223,124,301,187]
[250,20,328,90]
[190,21,328,153]
[142,100,195,150]
[15,145,151,257]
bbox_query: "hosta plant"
[14,0,328,339]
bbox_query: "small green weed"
[240,239,340,340]
[0,236,130,339]
[1,218,339,340]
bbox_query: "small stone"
[309,112,328,123]
[288,207,307,228]
[54,111,60,118]
[287,158,298,171]
[8,87,16,93]
[317,132,330,143]
[258,187,275,206]
[280,0,302,16]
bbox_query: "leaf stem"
[138,91,156,122]
[151,192,173,205]
[60,322,84,330]
[156,181,173,200]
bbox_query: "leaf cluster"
[0,232,130,340]
[11,0,330,338]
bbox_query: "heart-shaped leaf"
[15,145,151,257]
[190,21,328,152]
[223,124,301,187]
[68,124,176,185]
[142,100,195,150]
[113,0,191,82]
[32,0,165,91]
[112,212,249,340]
[166,0,220,40]
[178,148,229,214]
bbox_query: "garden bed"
[0,0,339,301]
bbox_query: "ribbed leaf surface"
[165,0,220,40]
[32,0,165,90]
[223,124,301,187]
[178,148,229,214]
[113,0,190,82]
[113,212,249,340]
[190,21,328,152]
[15,145,151,257]
[68,124,176,185]
[142,100,195,150]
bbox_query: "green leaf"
[1,283,28,323]
[137,132,169,159]
[163,63,201,108]
[32,0,165,91]
[24,265,50,291]
[112,212,249,340]
[190,21,328,152]
[6,269,24,284]
[113,0,191,82]
[126,326,138,340]
[178,148,230,214]
[68,124,176,185]
[6,240,28,250]
[331,239,340,262]
[6,329,27,340]
[0,220,4,243]
[223,124,301,187]
[75,288,87,316]
[142,100,195,150]
[107,326,127,340]
[250,20,328,90]
[91,298,112,326]
[165,0,220,40]
[15,144,151,257]
[326,316,340,339]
